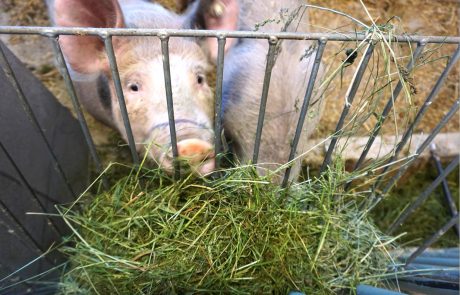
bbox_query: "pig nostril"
[176,139,214,164]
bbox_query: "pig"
[48,0,217,175]
[48,0,323,181]
[184,0,324,182]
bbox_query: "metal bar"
[214,36,226,169]
[282,38,327,186]
[103,35,140,165]
[0,140,64,238]
[351,42,427,173]
[405,214,459,265]
[320,42,375,173]
[49,36,106,183]
[252,36,279,164]
[0,26,459,44]
[408,257,459,267]
[0,43,75,198]
[356,285,406,295]
[160,34,180,179]
[374,45,460,189]
[386,155,459,235]
[380,98,459,196]
[430,144,460,236]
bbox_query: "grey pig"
[185,0,324,182]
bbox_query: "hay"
[56,163,397,294]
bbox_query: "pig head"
[49,0,218,175]
[184,0,324,182]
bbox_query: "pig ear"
[185,0,239,60]
[54,0,125,73]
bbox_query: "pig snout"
[159,138,215,176]
[177,138,215,175]
[150,120,215,176]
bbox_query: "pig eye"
[196,74,205,85]
[128,83,140,92]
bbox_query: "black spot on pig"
[97,74,112,111]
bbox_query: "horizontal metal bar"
[356,285,406,295]
[405,214,459,265]
[0,26,459,44]
[49,36,106,185]
[408,257,459,267]
[386,155,459,235]
[282,38,327,186]
[0,42,76,198]
[398,280,459,295]
[253,37,279,165]
[214,36,226,169]
[431,145,460,237]
[160,35,180,179]
[320,42,375,173]
[103,36,140,165]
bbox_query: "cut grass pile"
[57,163,397,294]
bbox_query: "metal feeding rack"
[0,24,458,295]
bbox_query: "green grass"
[55,163,398,294]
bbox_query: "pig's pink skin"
[48,0,323,181]
[48,0,216,174]
[186,0,324,182]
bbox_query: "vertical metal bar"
[320,42,375,173]
[252,36,279,165]
[160,34,180,179]
[430,144,460,236]
[49,36,106,181]
[351,41,427,173]
[214,36,226,169]
[0,43,75,198]
[380,98,459,196]
[103,35,140,165]
[0,140,64,238]
[405,214,459,265]
[374,45,460,189]
[386,155,459,235]
[282,38,327,187]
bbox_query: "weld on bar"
[104,36,140,165]
[282,38,327,187]
[0,26,459,44]
[160,35,180,179]
[373,45,460,190]
[350,41,427,175]
[320,42,375,173]
[252,36,279,165]
[0,43,76,198]
[49,36,105,182]
[214,36,226,169]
